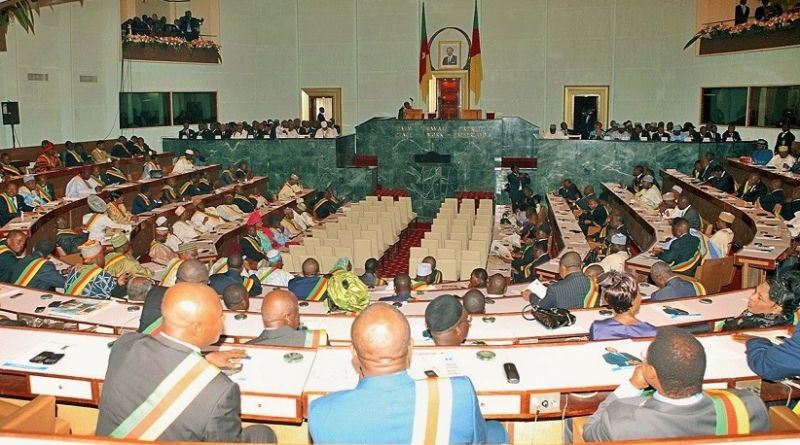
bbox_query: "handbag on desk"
[523,305,576,329]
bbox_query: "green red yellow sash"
[67,150,83,164]
[138,194,151,207]
[242,276,255,292]
[1,163,21,176]
[162,259,185,284]
[86,213,102,230]
[104,253,127,272]
[1,193,17,213]
[672,250,701,274]
[37,184,53,202]
[65,264,104,295]
[106,168,127,182]
[582,276,601,308]
[304,330,327,348]
[706,390,750,435]
[313,198,328,215]
[162,186,177,201]
[412,281,427,291]
[242,236,264,254]
[308,278,329,301]
[178,181,193,195]
[142,317,163,337]
[91,175,106,187]
[13,258,48,286]
[109,351,219,440]
[257,267,274,283]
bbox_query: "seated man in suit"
[246,289,317,347]
[510,239,536,283]
[676,197,701,230]
[222,283,250,311]
[55,216,89,255]
[653,218,702,277]
[707,165,734,194]
[462,289,486,315]
[583,327,768,441]
[132,184,161,215]
[737,172,768,203]
[425,294,470,346]
[579,197,608,235]
[529,251,600,309]
[288,258,329,301]
[308,303,508,444]
[378,273,414,302]
[360,258,387,287]
[11,240,65,291]
[209,253,262,297]
[96,282,276,443]
[649,261,703,301]
[103,158,130,185]
[758,179,786,214]
[0,182,33,226]
[138,260,207,333]
[557,178,581,201]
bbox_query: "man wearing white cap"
[83,195,130,242]
[172,206,201,243]
[64,240,129,299]
[294,198,316,230]
[172,149,196,174]
[706,212,735,256]
[634,175,662,210]
[412,262,433,290]
[315,121,338,139]
[598,233,631,273]
[18,175,45,208]
[150,225,178,266]
[259,249,295,286]
[767,145,795,170]
[659,192,681,219]
[278,174,303,201]
[280,207,303,237]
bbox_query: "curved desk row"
[0,324,790,423]
[0,278,748,345]
[535,194,592,280]
[724,158,800,198]
[661,169,790,286]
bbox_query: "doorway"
[301,88,342,126]
[563,86,609,138]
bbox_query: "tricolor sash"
[242,276,255,292]
[236,168,246,178]
[312,198,328,215]
[138,194,151,207]
[37,184,53,202]
[104,253,127,272]
[0,245,11,256]
[178,181,193,195]
[411,377,453,445]
[304,329,328,348]
[13,258,48,286]
[65,265,104,296]
[1,163,21,176]
[162,186,177,201]
[582,276,601,308]
[162,259,185,284]
[1,193,17,213]
[91,175,106,187]
[412,281,428,291]
[114,142,131,156]
[57,229,77,236]
[308,278,329,301]
[257,267,275,283]
[108,351,220,440]
[242,236,264,255]
[691,281,706,296]
[106,168,127,182]
[283,217,300,233]
[672,249,702,274]
[85,213,102,230]
[209,259,228,275]
[706,390,750,436]
[67,150,83,164]
[142,317,163,337]
[198,179,210,188]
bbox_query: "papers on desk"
[409,350,463,379]
[525,280,548,299]
[49,299,111,319]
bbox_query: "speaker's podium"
[402,109,424,120]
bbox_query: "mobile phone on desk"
[35,306,46,313]
[424,370,438,378]
[503,362,520,384]
[42,353,64,365]
[29,351,53,363]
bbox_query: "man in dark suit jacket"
[776,121,795,151]
[247,289,320,347]
[758,179,786,214]
[132,185,161,215]
[649,261,703,301]
[779,188,800,220]
[582,327,769,442]
[755,0,782,21]
[97,283,275,443]
[209,254,262,297]
[529,252,600,309]
[579,198,608,235]
[288,258,330,301]
[178,123,196,140]
[442,46,457,65]
[655,218,701,276]
[0,183,33,227]
[735,0,750,24]
[10,240,65,291]
[738,173,768,203]
[707,165,735,194]
[506,166,531,210]
[126,279,169,333]
[721,125,742,142]
[676,197,701,230]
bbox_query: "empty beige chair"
[288,245,307,271]
[459,259,484,280]
[353,239,373,269]
[420,238,440,252]
[361,230,380,257]
[280,252,295,273]
[345,223,362,233]
[472,231,490,242]
[451,224,468,236]
[303,237,322,250]
[379,216,399,245]
[444,240,463,266]
[431,224,450,238]
[319,255,338,272]
[424,231,443,247]
[469,239,489,255]
[326,224,339,239]
[450,232,469,250]
[313,245,334,258]
[365,195,379,202]
[334,246,353,261]
[444,198,458,206]
[311,227,328,239]
[462,250,481,262]
[0,395,70,434]
[409,247,429,259]
[338,229,354,250]
[323,238,340,248]
[368,224,387,251]
[438,258,459,281]
[408,256,424,276]
[437,248,456,260]
[363,212,379,224]
[478,198,493,208]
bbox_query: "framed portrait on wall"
[438,41,461,70]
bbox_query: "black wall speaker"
[1,102,20,126]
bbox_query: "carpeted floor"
[378,222,431,278]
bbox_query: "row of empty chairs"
[284,196,415,273]
[409,198,495,281]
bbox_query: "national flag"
[468,0,483,104]
[419,3,433,103]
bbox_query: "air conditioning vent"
[79,75,98,83]
[27,73,48,81]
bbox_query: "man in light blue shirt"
[751,139,772,165]
[309,303,508,444]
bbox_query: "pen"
[9,292,23,299]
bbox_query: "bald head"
[176,259,210,284]
[161,283,223,348]
[222,283,249,311]
[463,289,486,314]
[260,289,300,329]
[302,258,319,276]
[487,274,507,295]
[351,303,412,377]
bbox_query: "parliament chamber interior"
[1,0,800,444]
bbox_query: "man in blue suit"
[308,303,508,444]
[649,261,702,301]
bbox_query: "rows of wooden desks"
[724,157,800,199]
[661,169,791,287]
[534,194,592,281]
[0,323,792,423]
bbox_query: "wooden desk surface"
[724,158,800,197]
[536,194,592,280]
